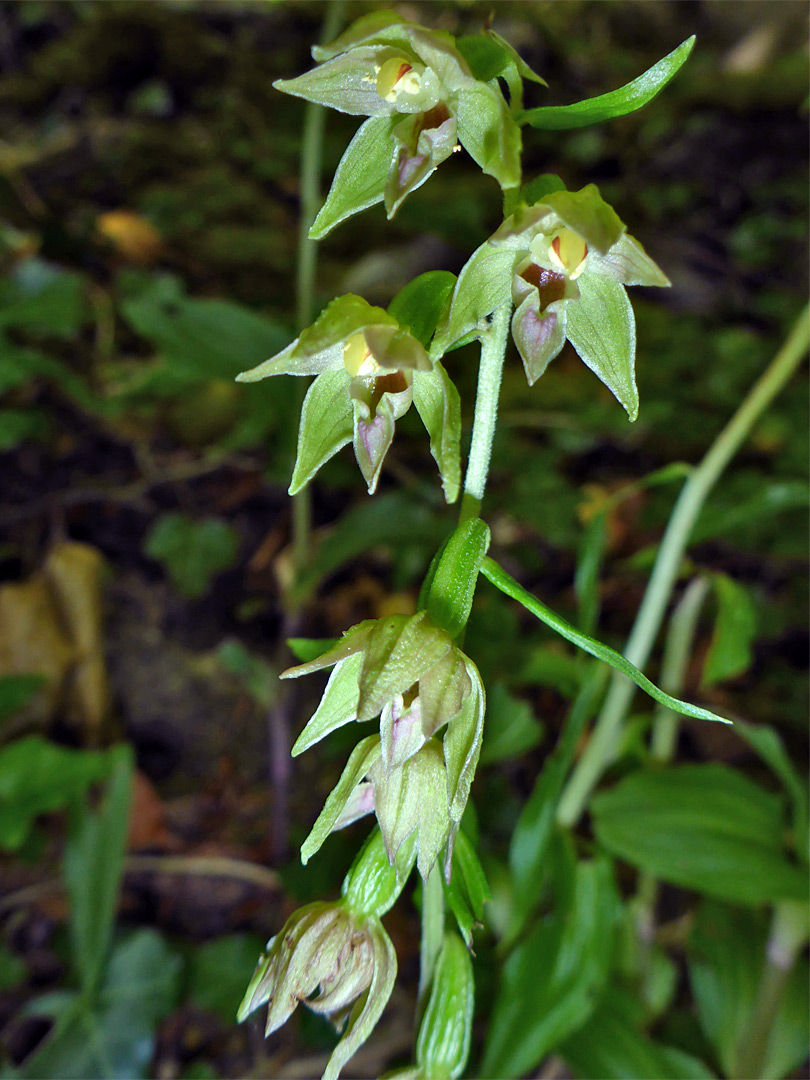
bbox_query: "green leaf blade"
[519,36,696,130]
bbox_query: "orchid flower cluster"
[236,11,699,1078]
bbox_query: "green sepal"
[342,828,417,919]
[301,735,382,865]
[357,612,453,721]
[289,369,354,494]
[417,648,472,741]
[370,739,452,880]
[412,363,462,503]
[596,233,671,287]
[424,517,490,638]
[311,115,397,239]
[433,241,516,356]
[518,36,696,129]
[322,919,398,1080]
[457,31,546,90]
[282,620,375,679]
[291,652,363,757]
[565,272,638,420]
[445,829,491,949]
[493,184,625,256]
[415,932,475,1080]
[456,81,521,192]
[389,270,457,348]
[274,45,397,117]
[298,294,398,355]
[312,12,414,61]
[443,659,485,822]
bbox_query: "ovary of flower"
[376,56,425,102]
[531,228,589,280]
[343,331,382,377]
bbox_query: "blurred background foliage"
[0,1,807,1077]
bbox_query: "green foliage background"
[0,2,807,1078]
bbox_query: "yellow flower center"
[343,331,381,377]
[376,56,424,103]
[546,228,589,279]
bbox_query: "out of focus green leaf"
[479,682,543,765]
[145,513,239,599]
[0,259,86,337]
[702,573,757,686]
[187,934,267,1023]
[591,764,808,905]
[0,674,46,722]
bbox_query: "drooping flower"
[282,610,485,878]
[273,12,522,234]
[236,294,459,498]
[437,182,670,419]
[238,900,396,1080]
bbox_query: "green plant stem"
[733,901,810,1080]
[458,301,512,524]
[557,302,810,827]
[291,0,345,578]
[418,862,445,1017]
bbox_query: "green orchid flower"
[236,294,460,498]
[274,11,521,236]
[437,182,670,419]
[281,610,486,879]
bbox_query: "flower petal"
[593,232,671,287]
[511,292,568,386]
[291,652,364,757]
[275,46,399,116]
[301,736,382,865]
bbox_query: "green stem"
[291,0,345,578]
[418,862,445,1016]
[458,301,512,524]
[650,575,710,762]
[733,901,809,1080]
[557,302,810,827]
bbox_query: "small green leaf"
[310,115,396,239]
[289,369,354,493]
[480,558,730,726]
[566,272,638,419]
[145,513,239,599]
[520,173,566,205]
[416,932,475,1080]
[0,737,110,852]
[424,518,490,638]
[413,362,462,503]
[702,572,757,686]
[519,36,696,129]
[65,746,134,997]
[591,764,809,905]
[388,270,457,348]
[287,637,339,663]
[734,721,809,863]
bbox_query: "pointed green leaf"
[291,653,363,757]
[480,557,730,726]
[283,621,374,679]
[310,115,397,240]
[565,272,638,419]
[301,736,382,865]
[445,829,491,948]
[289,369,354,494]
[519,36,696,129]
[520,173,566,205]
[456,82,521,191]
